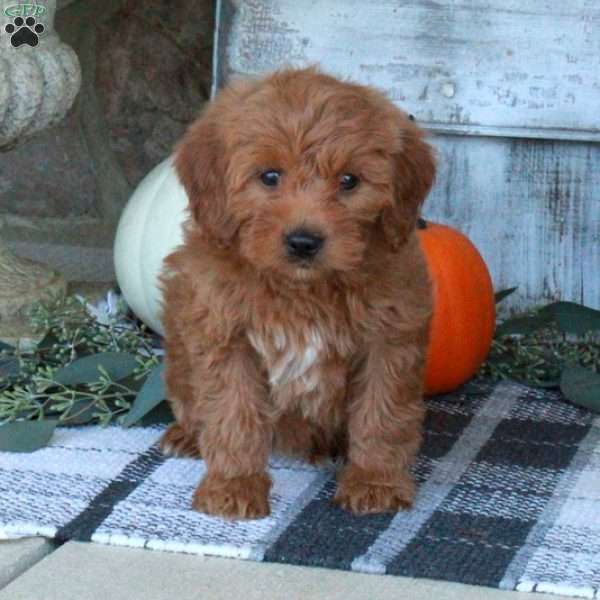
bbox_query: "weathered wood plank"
[424,135,600,311]
[215,0,600,142]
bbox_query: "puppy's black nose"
[285,229,324,260]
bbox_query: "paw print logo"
[4,16,45,48]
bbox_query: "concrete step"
[0,540,573,600]
[0,538,54,590]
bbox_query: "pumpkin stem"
[417,218,427,230]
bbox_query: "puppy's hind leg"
[160,326,202,459]
[160,422,202,458]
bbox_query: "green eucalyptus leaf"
[137,400,174,427]
[60,400,98,425]
[540,301,600,336]
[122,362,166,427]
[54,352,138,386]
[36,331,61,351]
[535,380,561,389]
[0,354,20,378]
[560,366,600,413]
[0,341,18,379]
[494,287,518,304]
[0,420,57,453]
[116,372,145,394]
[495,314,552,336]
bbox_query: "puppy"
[159,67,435,520]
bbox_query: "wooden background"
[213,0,600,312]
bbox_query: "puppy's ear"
[380,116,436,251]
[174,109,237,248]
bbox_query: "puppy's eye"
[260,170,282,187]
[339,173,359,191]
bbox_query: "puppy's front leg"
[193,339,272,520]
[335,338,426,514]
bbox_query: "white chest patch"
[248,328,323,390]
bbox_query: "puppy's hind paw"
[160,423,201,458]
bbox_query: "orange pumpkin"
[417,219,496,395]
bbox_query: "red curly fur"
[159,68,436,519]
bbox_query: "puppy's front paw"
[160,423,201,458]
[193,473,271,520]
[334,465,415,515]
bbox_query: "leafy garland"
[482,289,600,411]
[0,290,599,452]
[0,295,168,451]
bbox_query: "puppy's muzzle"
[285,228,324,262]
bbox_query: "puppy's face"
[175,69,435,281]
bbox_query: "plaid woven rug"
[1,380,598,598]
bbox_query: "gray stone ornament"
[0,0,81,149]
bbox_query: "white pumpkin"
[113,157,189,334]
